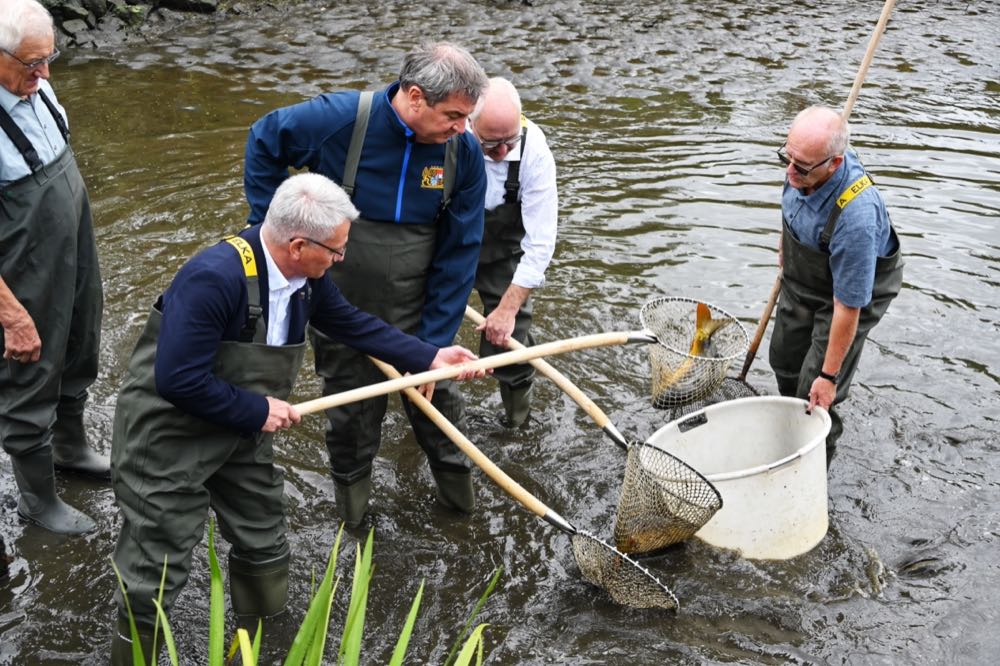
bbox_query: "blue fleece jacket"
[243,83,486,347]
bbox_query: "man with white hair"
[0,0,107,536]
[469,77,558,427]
[110,173,484,662]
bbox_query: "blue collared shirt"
[782,150,897,307]
[0,79,68,184]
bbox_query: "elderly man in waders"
[245,42,488,528]
[769,105,904,467]
[468,77,558,427]
[0,0,107,537]
[110,173,484,663]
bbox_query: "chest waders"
[110,238,305,663]
[307,92,473,527]
[0,92,104,535]
[474,118,535,426]
[769,174,904,464]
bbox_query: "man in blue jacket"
[110,173,483,663]
[244,42,488,526]
[769,105,903,466]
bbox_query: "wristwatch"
[818,370,839,384]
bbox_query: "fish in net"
[639,297,749,410]
[613,440,723,555]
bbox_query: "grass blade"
[110,557,147,666]
[207,518,226,664]
[283,525,344,665]
[151,599,179,665]
[236,628,257,666]
[443,567,502,666]
[387,579,424,666]
[339,530,374,666]
[453,624,490,666]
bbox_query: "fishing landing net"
[640,297,749,410]
[570,530,679,610]
[613,441,722,555]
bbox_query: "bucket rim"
[656,396,832,482]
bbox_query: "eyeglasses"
[777,144,834,177]
[1,47,60,71]
[292,237,345,258]
[478,134,521,151]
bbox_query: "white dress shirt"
[260,237,306,346]
[482,118,558,289]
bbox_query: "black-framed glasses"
[479,134,521,151]
[1,47,60,71]
[777,144,834,177]
[292,236,345,258]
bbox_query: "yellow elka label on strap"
[225,236,257,278]
[836,174,873,209]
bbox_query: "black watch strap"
[818,370,839,384]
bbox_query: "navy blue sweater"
[243,83,486,348]
[154,225,438,433]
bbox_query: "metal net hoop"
[639,297,749,409]
[613,441,723,555]
[570,530,679,610]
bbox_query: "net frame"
[570,529,679,610]
[639,297,749,410]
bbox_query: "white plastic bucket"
[646,396,831,560]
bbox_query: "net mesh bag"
[571,530,679,610]
[639,297,749,410]
[613,441,722,555]
[665,375,764,420]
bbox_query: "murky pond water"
[2,0,998,663]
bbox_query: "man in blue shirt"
[0,0,107,536]
[769,105,904,465]
[245,42,488,526]
[110,173,484,662]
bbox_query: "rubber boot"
[110,616,158,666]
[333,476,372,529]
[11,448,96,535]
[430,468,475,513]
[499,383,532,428]
[229,552,289,631]
[52,402,111,480]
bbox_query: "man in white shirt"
[470,77,558,426]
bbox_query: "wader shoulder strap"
[224,236,265,343]
[441,137,459,209]
[0,103,43,173]
[36,89,70,143]
[821,173,874,252]
[342,91,374,198]
[502,116,529,205]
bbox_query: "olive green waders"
[311,218,474,524]
[0,144,104,536]
[111,306,304,663]
[475,150,535,427]
[769,210,903,465]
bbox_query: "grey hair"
[795,105,851,155]
[470,77,522,121]
[399,42,488,106]
[263,173,359,240]
[0,0,54,53]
